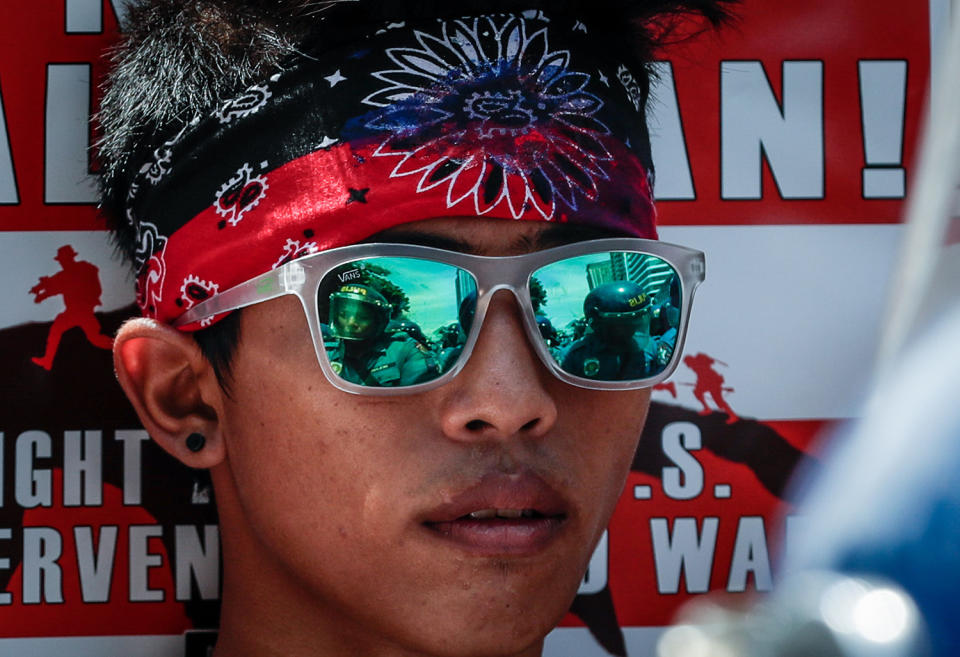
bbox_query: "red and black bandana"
[126,11,658,328]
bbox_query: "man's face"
[334,298,379,340]
[214,217,651,656]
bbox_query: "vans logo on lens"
[338,269,362,283]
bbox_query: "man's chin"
[394,542,585,654]
[396,600,559,657]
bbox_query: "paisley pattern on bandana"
[215,163,269,228]
[273,238,320,269]
[216,82,273,124]
[178,274,219,311]
[133,221,167,315]
[363,17,612,220]
[124,11,658,328]
[139,124,188,185]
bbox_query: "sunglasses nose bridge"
[470,281,549,363]
[472,282,526,326]
[469,256,567,373]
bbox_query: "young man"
[97,1,730,655]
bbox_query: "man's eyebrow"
[528,224,628,250]
[365,223,631,254]
[362,231,477,253]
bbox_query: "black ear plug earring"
[186,432,206,452]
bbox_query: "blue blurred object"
[786,301,960,657]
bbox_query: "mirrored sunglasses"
[175,239,705,394]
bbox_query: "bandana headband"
[126,12,658,328]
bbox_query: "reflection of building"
[608,252,673,296]
[455,269,474,310]
[583,252,675,295]
[585,261,614,289]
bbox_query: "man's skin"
[112,216,652,657]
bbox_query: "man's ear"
[113,317,227,469]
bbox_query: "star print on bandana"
[347,187,370,204]
[362,16,613,220]
[325,69,348,87]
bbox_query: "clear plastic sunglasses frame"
[175,238,706,394]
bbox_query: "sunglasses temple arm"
[174,264,301,327]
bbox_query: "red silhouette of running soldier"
[30,245,114,370]
[653,381,677,397]
[683,352,739,424]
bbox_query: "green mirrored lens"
[318,257,478,387]
[533,251,682,382]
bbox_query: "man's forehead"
[368,217,630,256]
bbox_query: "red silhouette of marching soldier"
[30,245,114,370]
[683,352,739,424]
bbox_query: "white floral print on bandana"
[363,16,613,220]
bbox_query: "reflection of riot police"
[325,284,439,386]
[436,321,463,349]
[458,291,476,334]
[435,321,465,371]
[387,316,428,347]
[435,291,476,371]
[535,314,565,361]
[560,281,661,380]
[536,315,557,345]
[650,275,681,337]
[564,317,589,342]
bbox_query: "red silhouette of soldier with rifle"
[682,352,739,424]
[30,245,114,370]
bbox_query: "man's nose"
[437,290,558,443]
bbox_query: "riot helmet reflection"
[583,281,650,342]
[329,284,392,341]
[387,316,427,344]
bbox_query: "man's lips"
[420,471,570,555]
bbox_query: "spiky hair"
[97,0,736,264]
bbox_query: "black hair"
[97,0,736,385]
